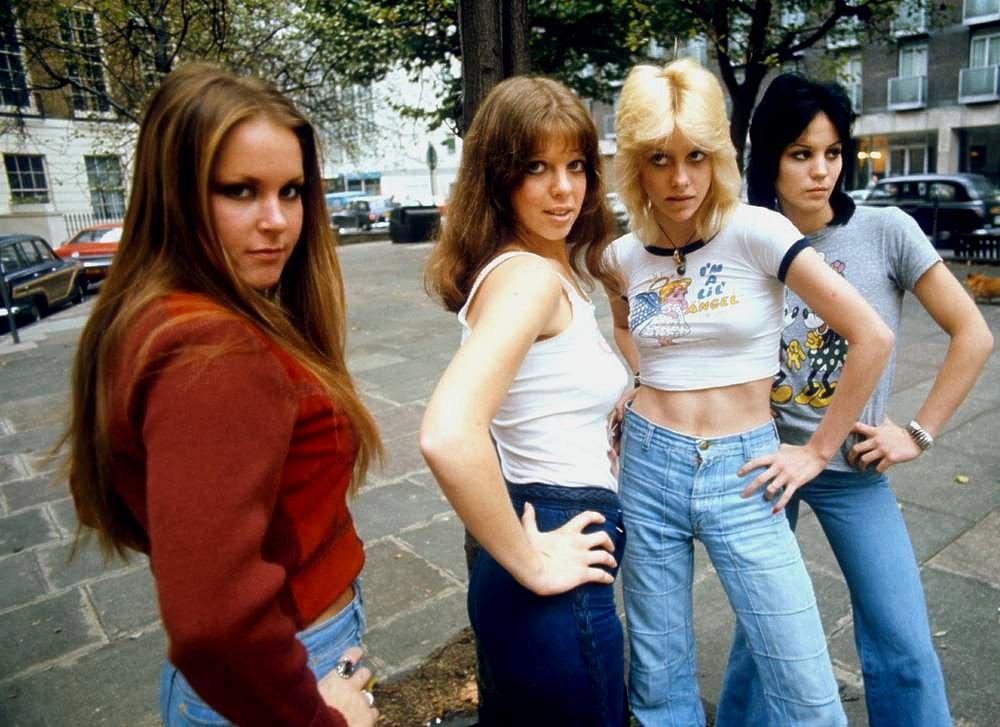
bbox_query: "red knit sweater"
[103,293,363,726]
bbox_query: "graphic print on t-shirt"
[629,274,693,344]
[628,261,742,347]
[772,256,848,409]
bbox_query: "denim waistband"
[505,481,620,511]
[624,406,777,459]
[298,578,363,649]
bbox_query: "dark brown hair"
[425,76,616,311]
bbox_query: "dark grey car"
[1,234,84,327]
[860,173,1000,246]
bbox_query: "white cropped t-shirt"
[610,203,809,391]
[458,251,629,491]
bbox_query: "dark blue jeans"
[468,483,628,726]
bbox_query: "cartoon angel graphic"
[629,276,692,346]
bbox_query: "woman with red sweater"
[66,64,381,726]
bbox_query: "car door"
[15,238,74,307]
[1,242,28,310]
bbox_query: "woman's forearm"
[420,427,542,584]
[914,323,994,436]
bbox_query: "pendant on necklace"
[673,248,686,276]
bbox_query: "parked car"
[846,188,870,202]
[1,234,83,329]
[324,190,366,213]
[331,195,396,232]
[57,222,123,291]
[859,173,1000,246]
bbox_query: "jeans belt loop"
[640,418,654,452]
[742,429,754,462]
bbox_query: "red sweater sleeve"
[139,317,346,727]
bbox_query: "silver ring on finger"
[334,658,354,679]
[361,689,375,707]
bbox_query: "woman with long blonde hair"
[67,64,380,726]
[421,76,629,724]
[606,59,894,725]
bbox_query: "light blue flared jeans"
[717,469,951,726]
[619,407,845,726]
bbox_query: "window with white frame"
[838,55,863,112]
[84,155,125,219]
[970,32,1000,68]
[0,5,28,108]
[899,44,928,78]
[4,154,49,204]
[58,9,110,113]
[889,144,928,175]
[893,0,928,35]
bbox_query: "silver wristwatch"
[906,420,934,451]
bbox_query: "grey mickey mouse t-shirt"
[772,205,941,471]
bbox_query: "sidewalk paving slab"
[0,245,996,725]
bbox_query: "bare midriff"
[308,583,355,628]
[632,376,775,438]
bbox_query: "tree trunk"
[458,0,530,134]
[725,64,768,174]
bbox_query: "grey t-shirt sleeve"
[883,207,942,291]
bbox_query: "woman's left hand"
[847,417,921,473]
[739,443,828,513]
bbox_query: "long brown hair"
[425,76,616,312]
[67,63,381,559]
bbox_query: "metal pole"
[0,259,20,344]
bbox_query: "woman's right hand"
[317,647,378,726]
[607,386,638,454]
[516,503,617,596]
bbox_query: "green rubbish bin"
[389,205,441,243]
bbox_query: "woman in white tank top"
[420,76,630,725]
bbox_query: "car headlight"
[71,251,80,258]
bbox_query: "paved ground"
[0,240,997,725]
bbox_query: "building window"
[970,32,1000,69]
[838,55,863,112]
[58,9,110,113]
[84,155,125,219]
[0,3,29,108]
[4,154,49,204]
[899,44,928,79]
[889,144,929,175]
[893,0,928,36]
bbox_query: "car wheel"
[21,301,41,326]
[71,279,85,304]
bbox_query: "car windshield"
[71,228,107,244]
[98,227,123,243]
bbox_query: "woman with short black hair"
[720,72,993,726]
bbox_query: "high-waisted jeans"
[619,407,845,726]
[468,482,628,726]
[159,580,366,726]
[718,469,951,726]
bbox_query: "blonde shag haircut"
[614,58,741,246]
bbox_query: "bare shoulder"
[467,254,563,322]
